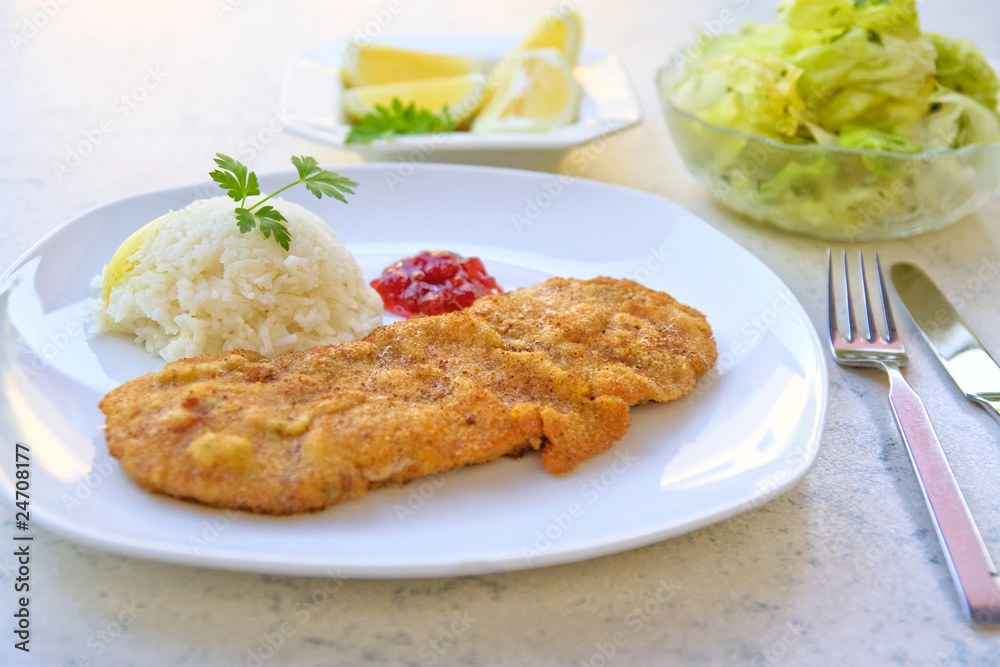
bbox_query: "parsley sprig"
[209,154,358,250]
[345,98,455,144]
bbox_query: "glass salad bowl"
[656,56,1000,242]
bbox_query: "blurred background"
[3,0,998,270]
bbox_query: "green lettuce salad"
[664,0,1000,239]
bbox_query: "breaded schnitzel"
[468,277,718,405]
[100,277,716,515]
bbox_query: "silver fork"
[827,249,1000,624]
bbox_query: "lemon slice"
[471,48,581,133]
[342,73,489,129]
[101,216,163,304]
[341,44,484,88]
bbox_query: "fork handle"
[884,364,1000,623]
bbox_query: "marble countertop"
[4,0,1000,664]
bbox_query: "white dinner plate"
[0,163,826,578]
[279,35,643,166]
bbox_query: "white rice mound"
[92,196,383,362]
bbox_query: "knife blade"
[891,262,1000,424]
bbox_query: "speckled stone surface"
[4,1,1000,665]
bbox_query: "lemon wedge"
[101,216,163,304]
[473,6,584,132]
[471,48,581,133]
[509,6,583,66]
[342,73,489,129]
[341,44,484,88]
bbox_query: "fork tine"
[841,250,857,342]
[874,251,897,343]
[826,249,840,342]
[857,250,878,342]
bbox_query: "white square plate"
[0,163,826,578]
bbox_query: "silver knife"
[891,262,1000,424]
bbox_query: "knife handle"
[970,394,1000,427]
[884,365,1000,623]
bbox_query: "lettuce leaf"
[776,0,919,36]
[839,124,921,152]
[850,0,920,39]
[671,0,999,155]
[838,124,921,174]
[758,157,839,201]
[672,53,806,140]
[915,89,1000,149]
[928,33,1000,110]
[791,28,936,131]
[776,0,853,31]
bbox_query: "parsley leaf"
[211,154,358,250]
[288,154,356,202]
[210,153,260,206]
[253,206,292,250]
[290,155,320,180]
[234,208,257,235]
[345,98,455,144]
[235,206,291,251]
[304,171,357,203]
